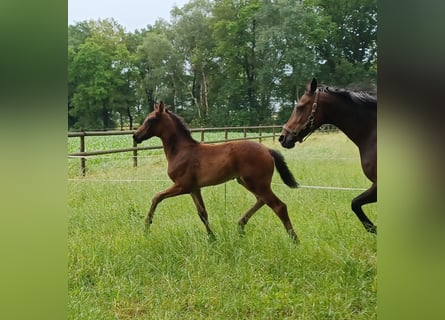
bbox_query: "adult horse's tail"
[269,149,299,188]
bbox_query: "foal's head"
[133,101,171,144]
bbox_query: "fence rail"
[68,125,283,176]
[68,124,338,176]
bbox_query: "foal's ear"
[158,101,165,113]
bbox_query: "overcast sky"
[68,0,190,31]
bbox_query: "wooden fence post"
[80,133,86,176]
[133,139,138,168]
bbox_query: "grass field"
[68,132,377,319]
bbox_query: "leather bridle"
[282,89,320,142]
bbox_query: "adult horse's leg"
[145,184,187,232]
[351,183,377,233]
[190,189,215,239]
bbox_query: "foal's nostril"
[278,135,284,142]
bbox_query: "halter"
[282,89,320,142]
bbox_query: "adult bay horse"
[133,102,300,242]
[279,78,377,234]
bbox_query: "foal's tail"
[269,149,299,188]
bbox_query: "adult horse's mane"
[321,86,377,110]
[166,109,199,143]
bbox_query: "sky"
[68,0,190,32]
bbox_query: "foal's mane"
[321,86,377,110]
[166,109,199,143]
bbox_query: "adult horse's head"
[279,78,323,148]
[133,101,168,144]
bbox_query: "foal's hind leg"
[190,189,216,239]
[351,183,377,234]
[236,178,265,232]
[260,190,300,243]
[237,177,299,242]
[237,197,265,234]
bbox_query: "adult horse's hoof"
[367,225,377,234]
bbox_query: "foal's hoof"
[207,233,217,242]
[143,224,151,236]
[237,224,246,236]
[288,231,300,245]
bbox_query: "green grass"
[68,132,377,319]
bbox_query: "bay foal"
[133,102,300,242]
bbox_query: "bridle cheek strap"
[282,90,319,142]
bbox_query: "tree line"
[68,0,376,130]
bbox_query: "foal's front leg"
[190,189,216,239]
[145,184,187,232]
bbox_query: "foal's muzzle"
[133,134,141,144]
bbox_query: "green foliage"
[68,0,377,130]
[69,19,140,130]
[313,0,377,86]
[68,133,376,318]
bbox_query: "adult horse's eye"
[296,104,305,113]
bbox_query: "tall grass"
[68,132,377,319]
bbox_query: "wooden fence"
[68,125,282,176]
[68,124,338,176]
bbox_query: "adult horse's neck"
[321,92,376,148]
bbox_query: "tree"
[255,0,331,110]
[68,0,377,129]
[170,0,216,125]
[70,39,115,129]
[68,19,137,130]
[68,22,94,128]
[212,0,265,125]
[136,23,184,116]
[312,0,377,86]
